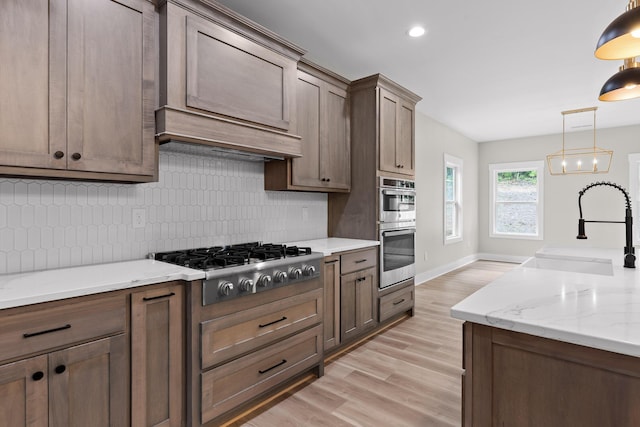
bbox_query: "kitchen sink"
[522,254,614,276]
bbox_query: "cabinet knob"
[71,153,82,161]
[326,178,331,182]
[32,371,45,381]
[321,178,326,182]
[54,151,64,159]
[396,164,402,168]
[54,365,66,374]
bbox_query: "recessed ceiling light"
[408,26,425,38]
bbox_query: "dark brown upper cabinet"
[0,0,156,182]
[265,59,351,192]
[157,0,306,159]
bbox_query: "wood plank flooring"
[226,261,517,427]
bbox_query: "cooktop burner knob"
[303,265,316,276]
[238,278,254,292]
[257,274,272,287]
[288,267,302,280]
[274,271,288,283]
[218,281,234,296]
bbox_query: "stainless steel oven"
[379,222,416,289]
[379,177,416,224]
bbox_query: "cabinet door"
[0,0,66,170]
[379,88,414,176]
[341,267,377,342]
[357,267,377,331]
[321,84,350,190]
[292,71,323,188]
[66,0,155,176]
[49,335,128,427]
[131,284,184,427]
[396,99,415,175]
[323,257,341,350]
[379,88,400,174]
[0,355,48,427]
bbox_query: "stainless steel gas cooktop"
[151,242,322,305]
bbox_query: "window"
[489,161,544,240]
[629,153,640,245]
[444,154,463,244]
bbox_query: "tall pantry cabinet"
[329,74,422,240]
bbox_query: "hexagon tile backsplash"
[0,145,327,275]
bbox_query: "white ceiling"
[216,0,640,142]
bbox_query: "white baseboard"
[415,254,479,286]
[476,252,530,264]
[415,252,528,286]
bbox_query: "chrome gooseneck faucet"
[577,181,635,268]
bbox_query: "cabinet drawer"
[341,247,377,275]
[379,284,414,322]
[0,295,126,363]
[201,324,322,424]
[201,288,322,368]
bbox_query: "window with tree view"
[490,161,544,239]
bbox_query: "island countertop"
[451,247,640,357]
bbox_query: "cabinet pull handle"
[71,152,82,160]
[258,359,287,374]
[393,298,406,305]
[355,259,367,264]
[54,365,66,374]
[325,260,338,264]
[53,151,64,159]
[32,371,44,381]
[142,292,175,301]
[259,316,287,328]
[23,324,71,338]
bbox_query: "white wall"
[0,143,327,275]
[478,124,640,258]
[415,112,479,281]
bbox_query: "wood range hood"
[155,0,307,160]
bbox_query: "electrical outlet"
[132,208,146,228]
[424,251,428,261]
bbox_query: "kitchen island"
[451,248,640,426]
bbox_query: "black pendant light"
[599,59,640,101]
[596,0,640,101]
[595,0,640,60]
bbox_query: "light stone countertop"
[0,260,204,310]
[451,247,640,357]
[284,237,379,256]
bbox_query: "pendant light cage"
[546,107,613,175]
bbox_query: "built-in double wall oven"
[379,177,416,289]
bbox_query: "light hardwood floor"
[226,261,517,427]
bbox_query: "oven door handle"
[382,189,415,197]
[381,228,416,238]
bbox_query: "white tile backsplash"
[0,144,327,275]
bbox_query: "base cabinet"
[340,248,378,343]
[0,335,128,427]
[463,322,640,426]
[323,256,341,350]
[378,279,415,323]
[188,279,324,426]
[131,283,184,427]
